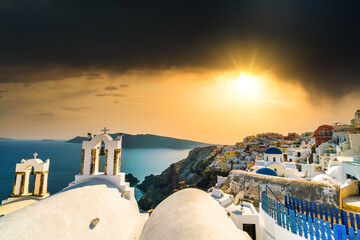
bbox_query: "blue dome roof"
[264,147,282,154]
[256,167,278,176]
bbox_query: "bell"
[99,146,105,156]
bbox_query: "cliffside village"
[199,109,360,239]
[208,109,360,188]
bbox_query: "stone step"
[342,196,360,212]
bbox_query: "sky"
[0,1,360,144]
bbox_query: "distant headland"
[66,133,210,149]
[0,137,14,141]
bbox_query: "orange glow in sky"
[0,68,359,144]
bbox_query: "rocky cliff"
[137,145,227,211]
[125,173,140,186]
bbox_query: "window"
[346,174,352,179]
[325,129,330,136]
[273,157,276,162]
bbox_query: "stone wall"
[224,170,340,207]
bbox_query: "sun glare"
[235,74,260,96]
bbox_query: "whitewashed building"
[254,147,298,177]
[0,153,50,215]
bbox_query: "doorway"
[243,224,256,240]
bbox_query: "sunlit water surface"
[0,140,190,202]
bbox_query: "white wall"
[259,204,306,240]
[229,203,262,240]
[264,153,283,163]
[216,176,227,187]
[342,162,360,182]
[333,132,348,145]
[301,164,322,178]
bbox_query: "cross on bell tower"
[33,152,38,159]
[101,127,109,134]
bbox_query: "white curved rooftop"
[140,188,251,240]
[0,179,147,240]
[311,174,339,185]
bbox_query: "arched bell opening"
[28,167,36,194]
[24,165,35,195]
[98,141,107,173]
[90,140,108,175]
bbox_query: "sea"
[0,140,191,202]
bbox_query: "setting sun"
[234,74,260,96]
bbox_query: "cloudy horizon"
[1,1,360,144]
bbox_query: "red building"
[314,125,333,146]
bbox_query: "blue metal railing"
[261,191,360,240]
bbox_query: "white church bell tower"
[73,128,134,199]
[81,127,123,176]
[2,153,50,205]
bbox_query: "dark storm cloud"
[85,72,103,80]
[33,110,55,118]
[0,0,359,97]
[95,93,126,97]
[104,86,119,91]
[63,106,92,111]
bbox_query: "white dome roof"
[0,179,146,240]
[140,188,251,240]
[311,174,339,185]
